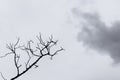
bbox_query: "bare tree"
[0,33,64,80]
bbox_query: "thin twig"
[0,72,7,80]
[1,34,64,80]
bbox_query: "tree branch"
[0,72,7,80]
[0,34,64,80]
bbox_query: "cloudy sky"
[0,0,120,80]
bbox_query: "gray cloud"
[73,9,120,63]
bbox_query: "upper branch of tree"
[0,34,64,80]
[6,38,22,76]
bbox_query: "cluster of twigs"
[0,34,64,80]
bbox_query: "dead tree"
[0,33,64,80]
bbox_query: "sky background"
[0,0,120,80]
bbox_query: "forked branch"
[0,34,64,80]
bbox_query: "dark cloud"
[73,9,120,63]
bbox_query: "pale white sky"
[0,0,120,80]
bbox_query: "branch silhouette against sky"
[0,33,64,80]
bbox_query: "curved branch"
[1,34,64,80]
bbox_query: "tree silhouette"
[0,33,64,80]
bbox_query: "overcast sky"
[0,0,120,80]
